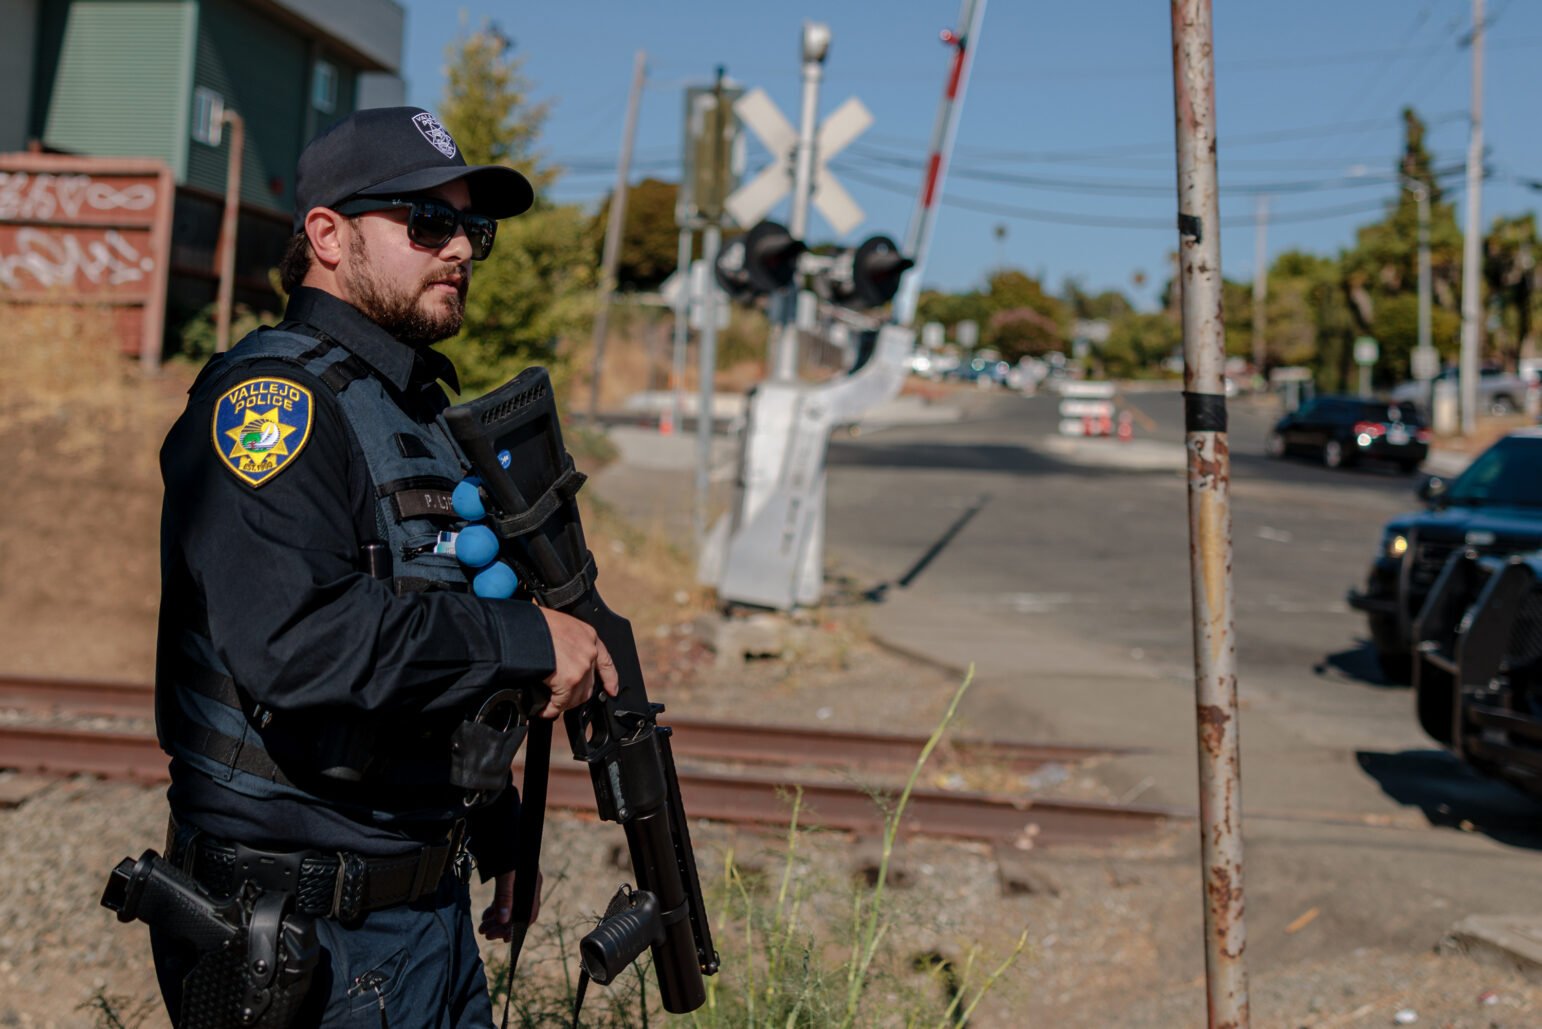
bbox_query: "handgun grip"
[101,850,243,953]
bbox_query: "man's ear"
[305,207,348,269]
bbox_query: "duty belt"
[166,817,466,921]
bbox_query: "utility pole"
[670,227,693,434]
[214,109,244,354]
[1251,195,1269,377]
[694,68,729,545]
[769,22,830,382]
[587,49,647,422]
[1406,179,1436,414]
[1171,1,1250,1025]
[1459,0,1485,435]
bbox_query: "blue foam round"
[473,561,519,598]
[452,478,486,520]
[456,524,499,569]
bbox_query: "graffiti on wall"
[0,172,162,293]
[0,172,157,221]
[0,227,156,290]
[0,156,173,361]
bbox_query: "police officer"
[150,106,616,1024]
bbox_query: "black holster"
[102,850,319,1028]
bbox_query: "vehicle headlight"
[1385,532,1409,558]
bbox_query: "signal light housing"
[823,235,914,310]
[714,220,807,301]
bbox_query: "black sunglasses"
[334,196,497,260]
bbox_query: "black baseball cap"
[292,106,534,232]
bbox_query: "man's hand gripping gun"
[444,367,719,1014]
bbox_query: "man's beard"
[347,233,468,344]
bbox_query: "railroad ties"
[0,675,1176,851]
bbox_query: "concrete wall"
[0,0,39,151]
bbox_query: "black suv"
[1267,395,1429,471]
[1348,430,1542,679]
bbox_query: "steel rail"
[0,676,152,718]
[0,723,1174,846]
[0,675,1115,773]
[0,724,169,783]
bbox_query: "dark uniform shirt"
[157,286,554,874]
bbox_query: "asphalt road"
[823,384,1542,823]
[827,386,1421,727]
[593,384,1542,1019]
[821,384,1542,1019]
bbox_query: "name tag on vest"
[394,489,457,520]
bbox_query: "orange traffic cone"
[1098,413,1113,436]
[1117,412,1134,442]
[659,407,674,436]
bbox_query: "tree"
[915,288,993,335]
[1341,108,1463,335]
[1264,250,1354,379]
[1484,213,1539,368]
[590,178,680,292]
[987,307,1062,360]
[434,23,598,395]
[914,268,1069,359]
[1061,278,1134,322]
[1100,312,1181,379]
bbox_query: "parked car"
[1389,366,1530,416]
[948,356,1010,387]
[1411,545,1542,797]
[1266,395,1429,471]
[1347,429,1542,680]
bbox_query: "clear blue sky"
[398,1,1542,311]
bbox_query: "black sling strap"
[501,716,553,1028]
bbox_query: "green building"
[4,0,405,320]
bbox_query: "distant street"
[820,383,1542,1022]
[825,385,1426,754]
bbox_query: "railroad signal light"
[821,235,915,310]
[714,219,807,301]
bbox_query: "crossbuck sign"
[725,88,871,235]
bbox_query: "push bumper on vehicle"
[1346,588,1398,615]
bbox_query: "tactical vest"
[159,327,492,818]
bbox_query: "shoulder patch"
[211,377,315,487]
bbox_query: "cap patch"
[212,377,314,487]
[412,112,458,159]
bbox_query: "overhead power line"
[862,112,1467,165]
[833,164,1421,231]
[839,149,1467,198]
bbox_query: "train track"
[0,675,1118,773]
[0,675,1175,846]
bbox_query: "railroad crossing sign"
[725,87,871,234]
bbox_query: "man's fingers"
[596,641,620,697]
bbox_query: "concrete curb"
[1439,915,1542,983]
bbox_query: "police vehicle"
[1348,429,1542,681]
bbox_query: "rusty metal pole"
[1170,2,1249,1026]
[214,109,244,354]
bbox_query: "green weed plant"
[490,667,1029,1027]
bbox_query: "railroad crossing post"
[1170,1,1251,1025]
